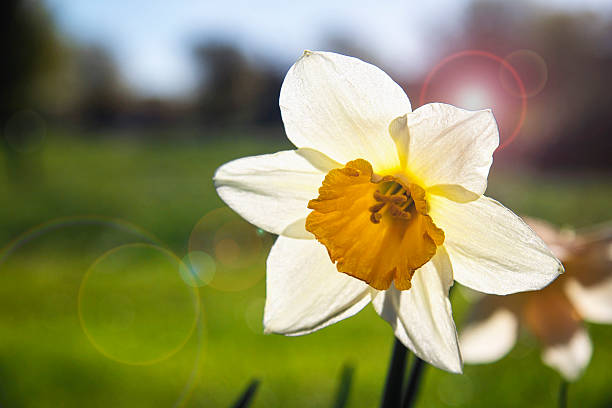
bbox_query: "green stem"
[231,379,260,408]
[559,380,568,408]
[380,338,408,408]
[333,363,355,408]
[402,357,426,408]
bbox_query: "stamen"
[389,204,412,219]
[369,181,414,224]
[399,196,414,210]
[370,212,383,224]
[373,191,386,202]
[389,195,407,204]
[368,202,385,213]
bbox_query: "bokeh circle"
[189,207,271,292]
[0,217,206,405]
[0,216,163,268]
[78,243,200,365]
[500,49,548,98]
[179,250,216,287]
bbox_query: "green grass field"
[0,129,611,407]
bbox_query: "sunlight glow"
[455,84,492,110]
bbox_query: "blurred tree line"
[0,1,282,133]
[1,0,610,171]
[193,43,281,127]
[1,0,63,177]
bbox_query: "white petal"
[565,276,612,324]
[429,194,563,295]
[459,299,519,364]
[372,248,462,373]
[280,51,411,172]
[214,149,339,239]
[541,327,592,381]
[402,103,498,201]
[264,236,371,335]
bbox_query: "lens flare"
[173,312,207,408]
[213,218,264,269]
[500,49,548,98]
[455,84,493,110]
[0,216,162,268]
[419,50,527,150]
[180,251,216,287]
[0,217,167,339]
[189,208,271,292]
[78,243,200,365]
[0,217,206,406]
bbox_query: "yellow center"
[305,159,444,290]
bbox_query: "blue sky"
[43,0,612,98]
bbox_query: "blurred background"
[0,0,611,407]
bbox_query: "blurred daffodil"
[214,51,562,373]
[460,217,612,380]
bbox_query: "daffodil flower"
[214,51,562,373]
[460,218,612,380]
